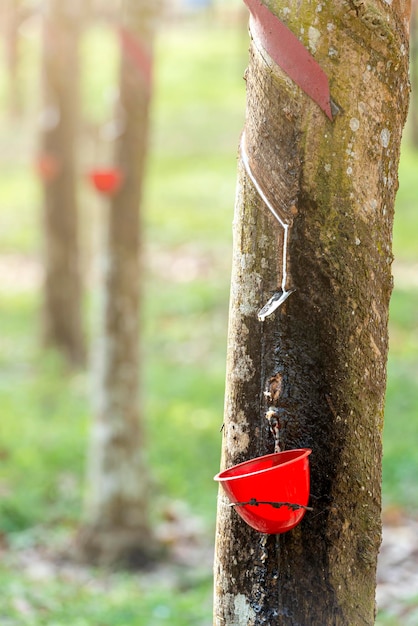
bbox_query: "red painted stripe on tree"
[118,27,153,92]
[243,0,333,120]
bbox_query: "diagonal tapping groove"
[240,132,295,320]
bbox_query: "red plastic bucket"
[88,168,124,196]
[214,449,312,534]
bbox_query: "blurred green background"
[0,2,417,625]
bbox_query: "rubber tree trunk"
[40,0,85,365]
[78,0,158,567]
[214,1,410,624]
[410,0,418,147]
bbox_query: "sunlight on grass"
[393,147,418,262]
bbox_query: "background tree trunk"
[3,0,23,117]
[40,0,85,365]
[410,0,418,147]
[214,1,411,624]
[78,0,158,567]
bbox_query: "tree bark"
[410,0,418,147]
[78,0,158,567]
[214,1,410,624]
[40,0,85,365]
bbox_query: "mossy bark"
[78,1,158,567]
[410,1,418,147]
[214,1,410,624]
[40,1,85,366]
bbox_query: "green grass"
[0,13,417,626]
[384,288,418,511]
[0,294,87,535]
[0,564,213,626]
[392,145,418,262]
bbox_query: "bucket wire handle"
[230,498,313,511]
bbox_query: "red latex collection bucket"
[88,168,124,196]
[214,449,312,534]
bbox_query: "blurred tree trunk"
[77,0,158,567]
[4,0,23,117]
[411,0,418,147]
[214,1,410,624]
[40,0,85,365]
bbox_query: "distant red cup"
[88,167,124,196]
[35,153,61,182]
[214,449,312,534]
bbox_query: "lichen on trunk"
[214,1,410,624]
